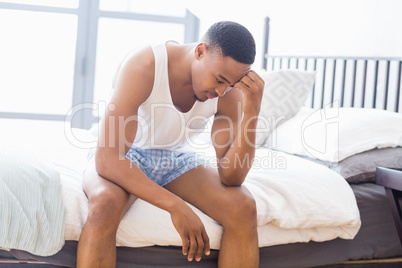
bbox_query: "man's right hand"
[170,202,210,262]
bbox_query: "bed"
[1,17,402,268]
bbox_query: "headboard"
[261,17,402,113]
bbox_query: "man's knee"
[234,190,257,219]
[222,188,257,227]
[86,185,129,227]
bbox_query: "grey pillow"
[301,147,402,184]
[334,147,402,183]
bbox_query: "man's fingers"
[187,236,197,261]
[170,205,210,262]
[242,72,264,89]
[181,235,189,256]
[203,230,211,256]
[195,234,205,261]
[182,229,209,262]
[247,70,265,85]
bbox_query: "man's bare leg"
[77,159,137,268]
[164,166,259,268]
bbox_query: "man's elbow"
[222,181,243,187]
[94,148,112,178]
[220,172,245,187]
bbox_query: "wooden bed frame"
[1,17,402,268]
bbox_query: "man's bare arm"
[95,46,210,261]
[212,70,265,186]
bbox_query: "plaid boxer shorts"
[125,147,205,186]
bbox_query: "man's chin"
[193,94,206,102]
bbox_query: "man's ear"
[195,43,207,60]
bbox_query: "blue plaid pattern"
[125,147,205,186]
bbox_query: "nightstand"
[376,167,402,246]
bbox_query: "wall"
[185,0,402,69]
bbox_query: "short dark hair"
[202,21,256,65]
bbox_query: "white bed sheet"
[0,120,361,250]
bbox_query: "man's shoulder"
[112,45,154,89]
[125,45,155,71]
[111,45,156,108]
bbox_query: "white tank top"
[131,43,218,151]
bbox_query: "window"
[0,0,199,128]
[0,0,78,8]
[99,0,186,17]
[93,18,185,108]
[0,9,77,115]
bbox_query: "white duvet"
[61,130,361,249]
[1,121,361,250]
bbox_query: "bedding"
[266,107,402,162]
[1,183,399,268]
[0,150,65,256]
[0,120,360,252]
[256,69,316,146]
[302,147,402,184]
[62,132,360,249]
[2,101,402,266]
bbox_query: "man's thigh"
[163,165,254,222]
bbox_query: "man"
[77,21,264,267]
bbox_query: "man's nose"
[215,85,232,97]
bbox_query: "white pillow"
[256,69,316,147]
[267,107,402,162]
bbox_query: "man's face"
[192,44,251,102]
